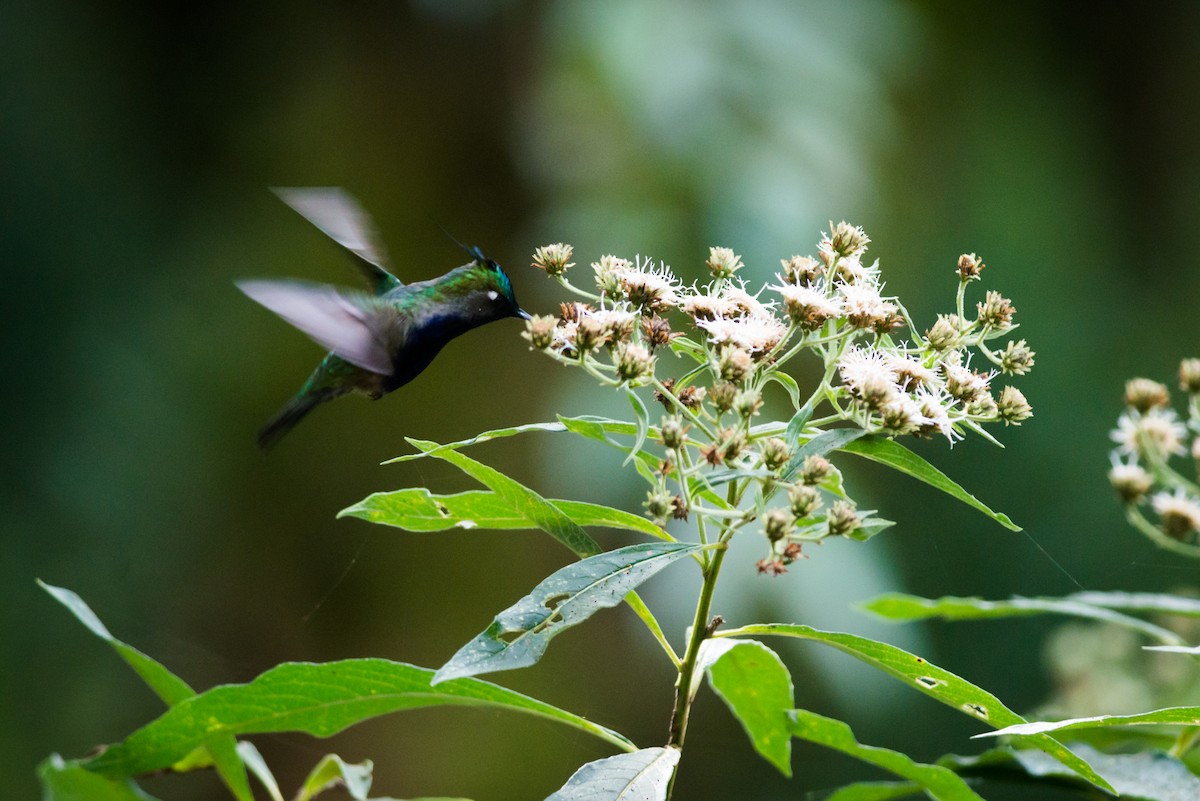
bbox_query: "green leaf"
[1063,591,1200,617]
[821,782,923,801]
[39,755,161,801]
[84,659,634,779]
[235,742,283,801]
[433,543,703,684]
[859,593,1185,646]
[39,581,254,801]
[407,439,601,558]
[340,489,668,540]
[383,422,566,463]
[296,754,373,801]
[837,436,1020,531]
[624,387,651,467]
[546,747,680,801]
[981,707,1200,738]
[945,744,1200,801]
[702,640,794,776]
[786,709,984,801]
[717,624,1112,794]
[845,516,896,543]
[40,580,194,705]
[781,428,865,483]
[766,371,802,408]
[784,394,818,447]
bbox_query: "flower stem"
[667,542,728,750]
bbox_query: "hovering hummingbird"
[239,188,531,450]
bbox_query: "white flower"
[879,393,931,436]
[613,255,680,310]
[942,361,993,403]
[839,282,896,328]
[1151,489,1200,537]
[834,255,882,286]
[720,284,774,318]
[696,313,788,355]
[885,352,938,391]
[838,347,900,407]
[772,284,843,330]
[914,387,961,443]
[1111,409,1188,458]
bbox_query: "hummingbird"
[239,188,531,450]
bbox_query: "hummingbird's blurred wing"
[237,279,399,376]
[272,187,404,294]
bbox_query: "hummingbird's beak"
[516,308,532,321]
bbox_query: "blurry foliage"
[5,1,1200,799]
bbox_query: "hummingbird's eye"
[487,290,499,301]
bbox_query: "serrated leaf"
[718,624,1113,793]
[433,543,703,684]
[837,436,1020,531]
[296,754,373,801]
[340,489,668,540]
[84,659,633,779]
[859,593,1184,646]
[787,709,984,801]
[38,755,161,801]
[545,747,680,801]
[39,581,253,801]
[407,439,601,558]
[383,422,567,463]
[980,706,1200,738]
[702,640,794,776]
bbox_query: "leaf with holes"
[546,747,680,801]
[787,710,984,801]
[339,489,668,540]
[433,543,704,684]
[717,624,1112,794]
[83,660,633,778]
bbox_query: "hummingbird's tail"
[257,388,344,451]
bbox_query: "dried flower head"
[1124,378,1171,412]
[957,253,985,281]
[641,316,676,350]
[532,243,575,276]
[676,385,706,410]
[756,558,787,576]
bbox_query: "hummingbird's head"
[463,247,531,322]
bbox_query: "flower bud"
[706,246,744,279]
[1000,339,1036,375]
[574,314,608,353]
[997,385,1033,424]
[1124,378,1171,412]
[677,385,706,410]
[1180,358,1200,394]
[522,315,557,350]
[826,221,870,258]
[780,255,824,286]
[592,255,628,301]
[799,455,833,486]
[717,427,747,461]
[763,508,795,542]
[759,437,792,471]
[532,243,574,276]
[734,388,764,418]
[614,342,654,381]
[925,314,964,351]
[708,382,737,414]
[644,490,673,525]
[660,416,686,449]
[788,483,821,517]
[718,347,754,382]
[827,500,860,537]
[957,253,985,281]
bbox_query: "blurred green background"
[5,2,1200,799]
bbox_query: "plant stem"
[667,542,729,750]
